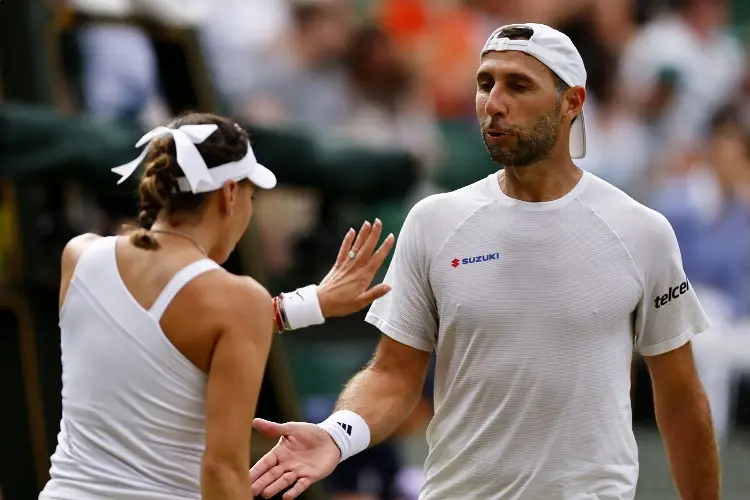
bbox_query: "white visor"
[111,123,277,194]
[173,141,277,194]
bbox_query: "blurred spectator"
[618,0,746,150]
[739,48,750,131]
[199,0,291,109]
[507,0,636,54]
[650,108,750,440]
[70,0,159,122]
[70,0,211,122]
[238,0,355,275]
[335,25,442,171]
[651,109,750,317]
[240,0,354,131]
[575,58,653,196]
[377,0,500,121]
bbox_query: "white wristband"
[317,410,371,462]
[282,285,325,330]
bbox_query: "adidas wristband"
[317,410,371,462]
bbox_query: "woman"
[39,112,394,500]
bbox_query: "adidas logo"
[337,422,352,435]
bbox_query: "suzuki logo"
[451,252,501,268]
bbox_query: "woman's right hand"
[316,219,395,318]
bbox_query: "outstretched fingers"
[260,469,298,498]
[283,477,312,500]
[354,219,383,266]
[366,233,395,273]
[357,283,392,307]
[334,228,356,267]
[349,221,372,259]
[253,418,288,438]
[250,450,278,483]
[251,463,285,496]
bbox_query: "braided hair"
[129,113,250,250]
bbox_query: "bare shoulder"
[62,233,102,269]
[225,275,273,311]
[196,272,274,332]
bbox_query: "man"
[249,23,720,500]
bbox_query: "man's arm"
[334,335,432,446]
[250,200,438,499]
[645,341,720,500]
[248,335,431,499]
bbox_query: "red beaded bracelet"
[271,296,285,333]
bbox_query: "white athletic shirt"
[39,236,221,500]
[366,171,710,500]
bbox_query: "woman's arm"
[269,220,395,334]
[201,277,274,500]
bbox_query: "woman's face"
[213,181,256,263]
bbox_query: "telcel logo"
[451,252,501,268]
[654,279,690,309]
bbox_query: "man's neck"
[499,157,582,202]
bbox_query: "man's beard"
[481,102,561,167]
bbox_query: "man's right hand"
[250,419,341,499]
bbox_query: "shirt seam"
[428,198,498,275]
[365,312,434,351]
[575,197,646,294]
[637,318,710,356]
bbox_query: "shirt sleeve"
[633,214,711,356]
[365,203,438,352]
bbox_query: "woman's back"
[41,236,221,500]
[38,112,395,500]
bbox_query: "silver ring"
[348,250,357,260]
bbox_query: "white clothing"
[573,99,653,193]
[366,172,710,500]
[40,236,220,500]
[618,14,745,148]
[69,0,209,27]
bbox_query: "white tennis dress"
[40,236,220,500]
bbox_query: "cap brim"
[248,163,277,190]
[570,110,586,159]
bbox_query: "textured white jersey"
[366,171,709,500]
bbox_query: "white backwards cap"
[112,124,277,193]
[481,23,587,159]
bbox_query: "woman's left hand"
[317,219,395,318]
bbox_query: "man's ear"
[566,86,586,122]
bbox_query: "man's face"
[475,51,564,167]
